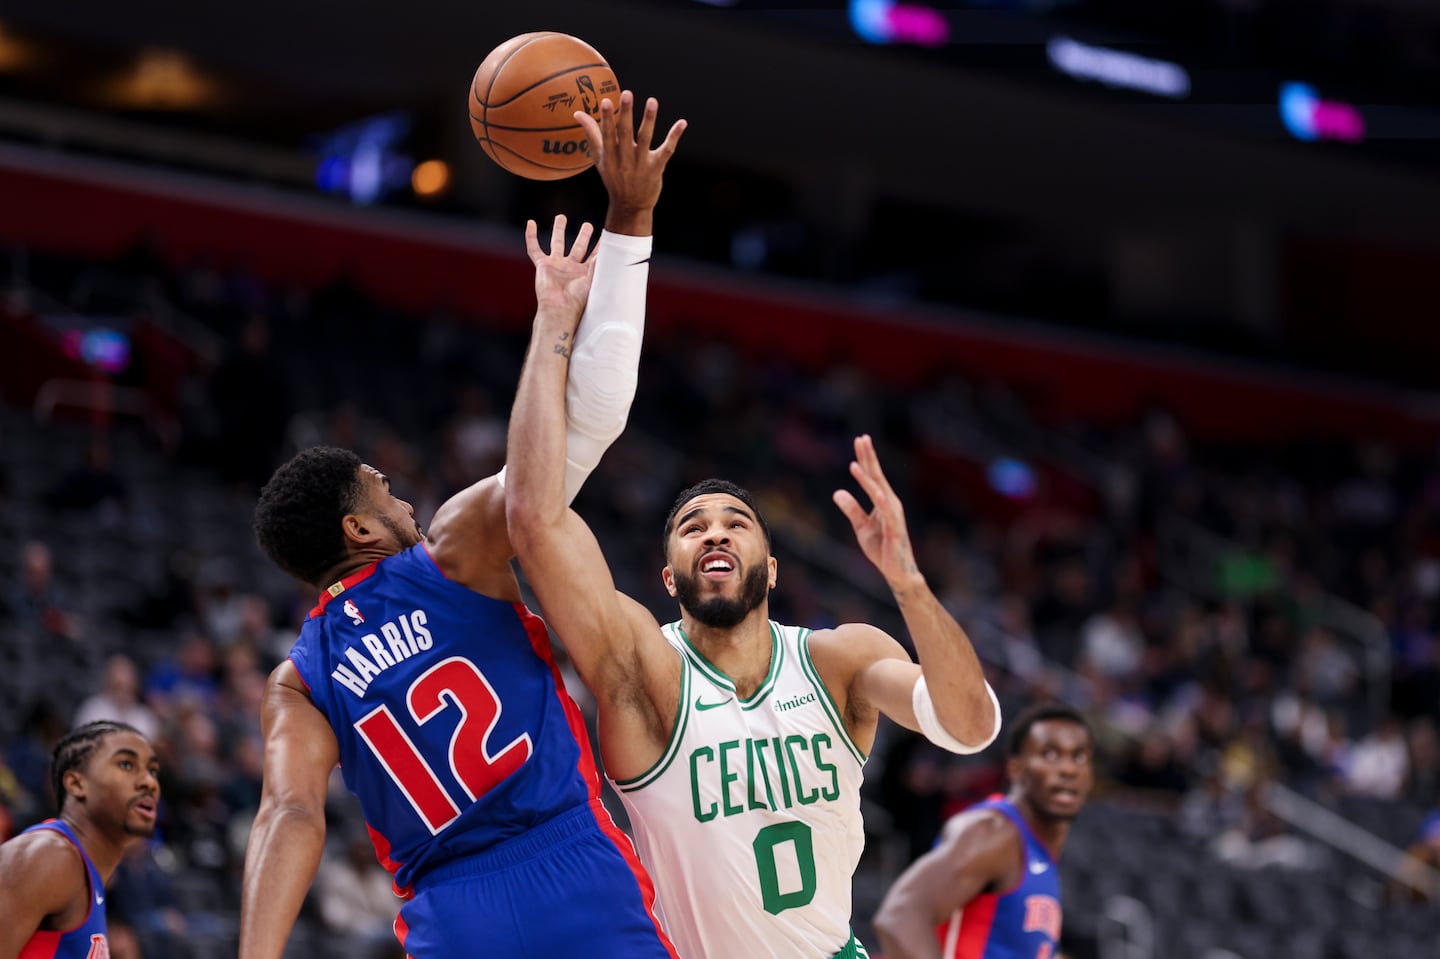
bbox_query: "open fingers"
[634,96,659,149]
[574,108,603,155]
[832,489,867,530]
[569,221,596,260]
[613,90,635,148]
[847,435,897,507]
[524,219,542,263]
[656,117,688,159]
[548,213,569,258]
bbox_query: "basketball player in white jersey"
[504,104,1000,959]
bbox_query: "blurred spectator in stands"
[1112,727,1191,803]
[108,841,192,959]
[7,540,81,642]
[5,703,63,829]
[1179,762,1244,841]
[878,733,948,861]
[145,632,219,719]
[1295,627,1359,708]
[228,593,288,664]
[1389,810,1440,904]
[1269,677,1336,794]
[314,830,403,953]
[1213,775,1321,871]
[1404,717,1440,807]
[167,708,231,876]
[441,383,506,489]
[209,312,290,489]
[194,557,248,646]
[1345,715,1410,799]
[46,436,127,526]
[73,653,161,741]
[1080,594,1145,683]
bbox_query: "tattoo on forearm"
[552,331,572,358]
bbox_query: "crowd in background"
[2,239,1439,956]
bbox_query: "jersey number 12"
[356,656,533,833]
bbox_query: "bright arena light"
[1047,35,1192,99]
[411,159,451,198]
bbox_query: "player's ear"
[1005,755,1022,784]
[661,565,678,598]
[768,556,778,590]
[342,512,376,546]
[63,769,86,804]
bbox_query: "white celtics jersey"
[612,621,869,959]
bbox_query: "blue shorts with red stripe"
[396,802,677,958]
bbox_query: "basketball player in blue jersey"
[239,91,686,959]
[873,704,1093,959]
[0,721,161,959]
[505,224,1001,955]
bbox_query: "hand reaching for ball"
[575,91,687,236]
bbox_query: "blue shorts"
[396,802,677,958]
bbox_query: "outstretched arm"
[833,435,998,749]
[432,93,685,590]
[874,811,1022,959]
[500,92,687,502]
[239,662,340,959]
[505,214,678,769]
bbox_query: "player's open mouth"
[132,797,158,819]
[1050,788,1079,803]
[699,552,735,578]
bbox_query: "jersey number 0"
[355,656,534,834]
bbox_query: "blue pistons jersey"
[288,544,618,895]
[937,798,1063,959]
[18,819,110,959]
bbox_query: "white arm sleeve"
[912,675,1002,755]
[499,228,651,504]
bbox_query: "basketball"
[469,33,620,181]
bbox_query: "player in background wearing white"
[505,101,1001,954]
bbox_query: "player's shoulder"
[803,621,907,678]
[940,803,1021,847]
[0,826,85,884]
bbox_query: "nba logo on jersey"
[343,599,365,625]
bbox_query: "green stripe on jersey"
[800,630,866,766]
[613,645,691,792]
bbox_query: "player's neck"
[316,550,389,593]
[1010,794,1072,861]
[681,609,774,698]
[62,811,128,883]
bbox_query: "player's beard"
[672,561,769,629]
[379,512,424,549]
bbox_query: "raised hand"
[575,91,687,234]
[832,435,923,591]
[525,214,596,323]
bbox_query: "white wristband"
[912,675,1002,755]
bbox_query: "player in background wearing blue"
[0,721,161,959]
[873,704,1093,959]
[238,91,686,959]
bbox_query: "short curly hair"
[255,446,364,585]
[663,478,772,558]
[1007,702,1091,757]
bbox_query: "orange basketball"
[468,33,620,181]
